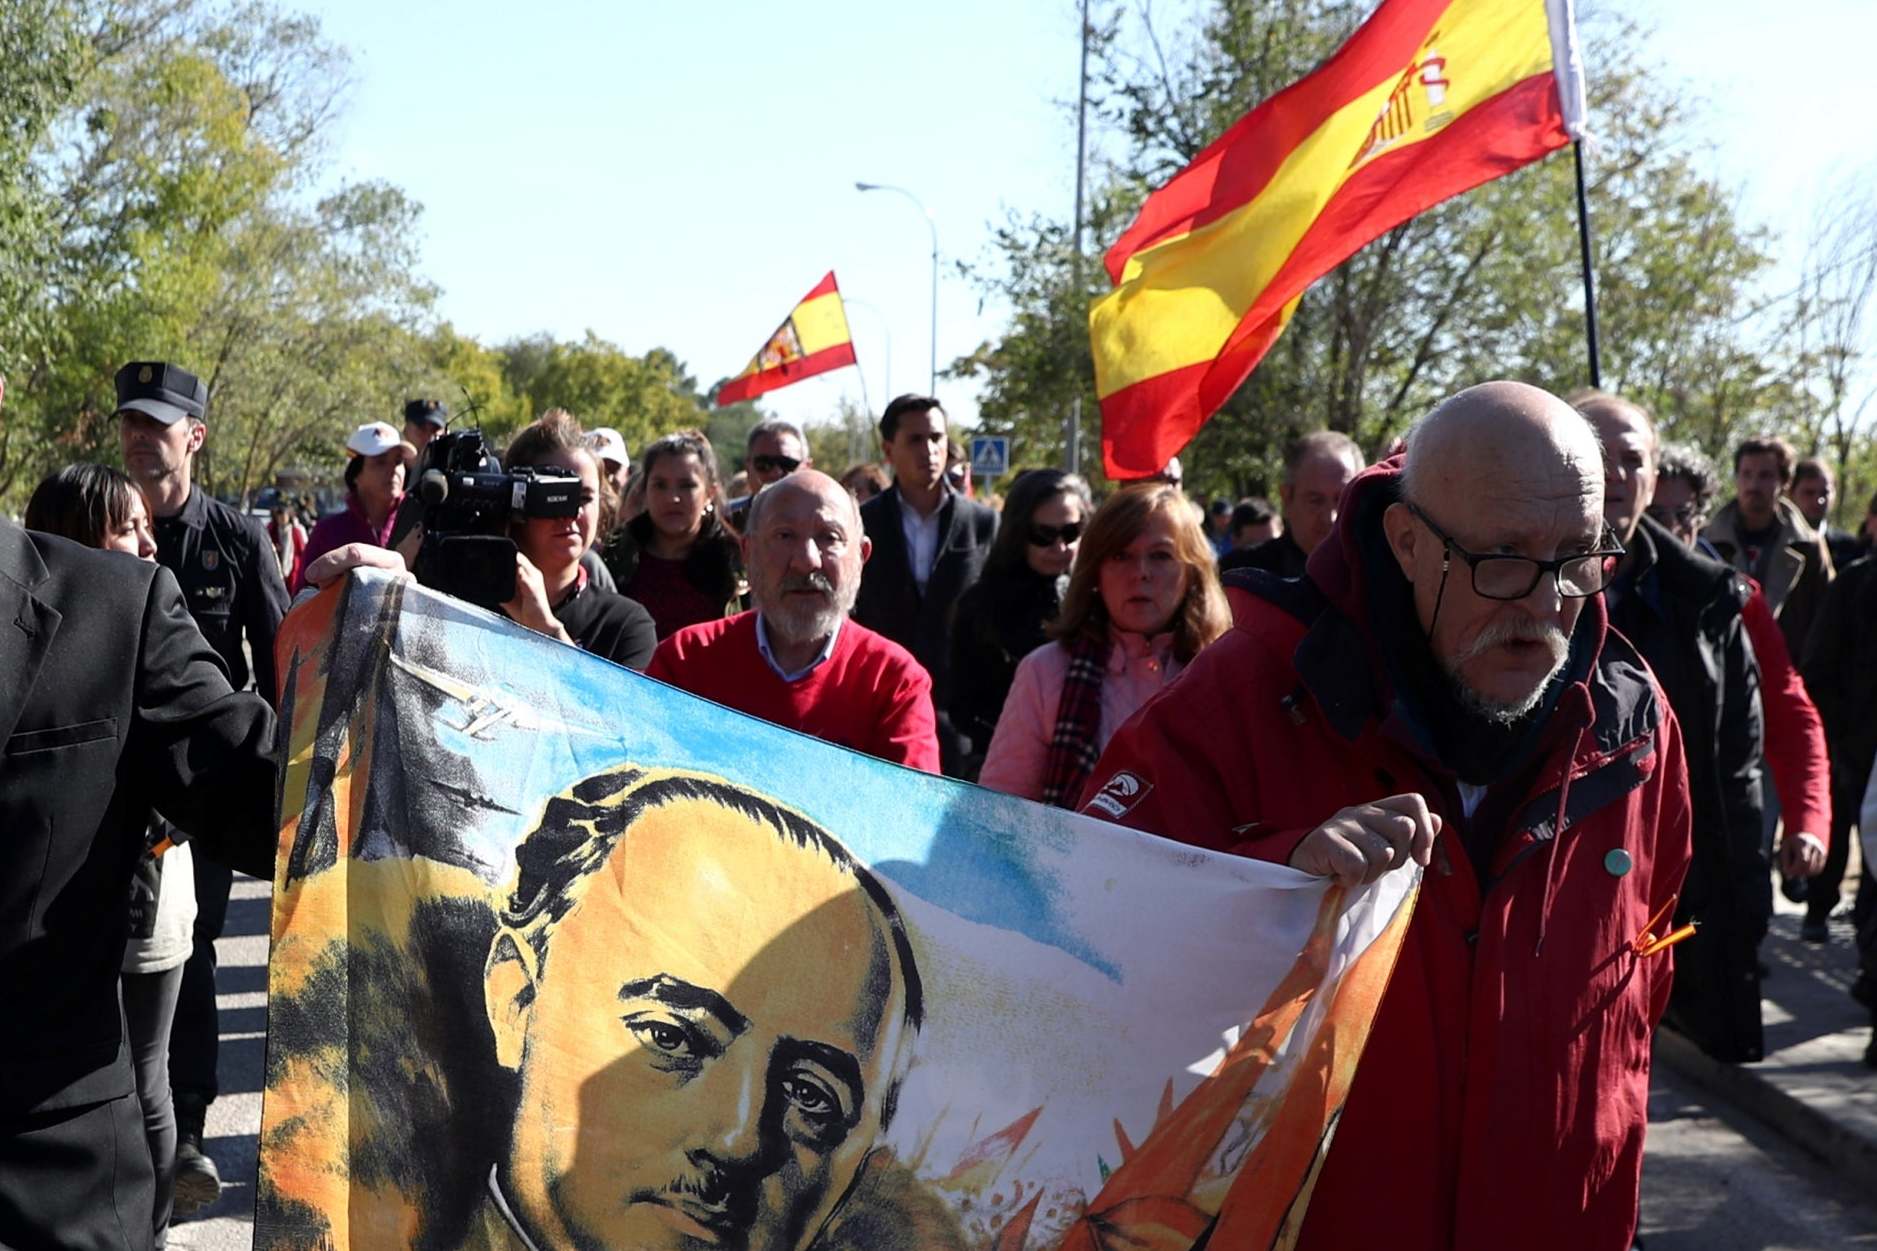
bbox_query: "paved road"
[168,875,268,1251]
[1640,1064,1877,1249]
[170,878,1876,1250]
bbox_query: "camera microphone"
[418,469,451,506]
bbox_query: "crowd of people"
[2,356,1875,1251]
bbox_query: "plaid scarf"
[1039,633,1112,809]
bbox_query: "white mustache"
[1455,617,1569,667]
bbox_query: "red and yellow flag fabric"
[715,271,858,406]
[1091,0,1587,477]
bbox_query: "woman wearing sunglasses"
[979,482,1230,806]
[947,470,1093,777]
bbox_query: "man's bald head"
[743,469,872,647]
[744,469,860,535]
[1401,381,1604,510]
[1386,381,1607,725]
[1570,390,1658,544]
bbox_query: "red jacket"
[1741,578,1832,839]
[1079,463,1692,1251]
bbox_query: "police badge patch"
[201,550,220,572]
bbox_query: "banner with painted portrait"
[256,570,1417,1251]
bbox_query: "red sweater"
[648,612,940,773]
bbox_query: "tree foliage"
[0,0,721,509]
[954,1,1875,516]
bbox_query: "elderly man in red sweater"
[1081,382,1693,1251]
[648,470,940,772]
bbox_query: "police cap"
[403,398,448,429]
[115,361,208,426]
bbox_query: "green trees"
[955,3,1874,518]
[0,0,723,509]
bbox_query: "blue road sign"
[969,435,1010,479]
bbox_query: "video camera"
[410,429,581,610]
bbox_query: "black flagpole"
[1572,139,1602,389]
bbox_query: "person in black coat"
[1580,394,1768,1063]
[1802,552,1877,1062]
[0,514,278,1249]
[947,469,1090,778]
[850,395,998,776]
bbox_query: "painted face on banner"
[487,793,910,1251]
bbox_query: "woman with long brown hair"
[599,429,742,639]
[979,483,1230,806]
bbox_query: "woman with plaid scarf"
[978,483,1229,806]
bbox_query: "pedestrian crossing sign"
[969,435,1010,479]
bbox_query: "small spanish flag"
[715,272,859,406]
[1091,0,1588,477]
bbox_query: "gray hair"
[1284,430,1363,482]
[746,418,806,452]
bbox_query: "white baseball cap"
[589,426,629,469]
[344,421,417,463]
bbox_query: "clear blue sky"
[305,0,1875,436]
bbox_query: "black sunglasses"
[1028,521,1084,547]
[751,453,801,474]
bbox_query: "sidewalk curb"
[1654,1026,1877,1195]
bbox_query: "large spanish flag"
[715,271,858,406]
[1091,0,1589,477]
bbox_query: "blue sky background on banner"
[385,571,1213,979]
[292,0,1872,434]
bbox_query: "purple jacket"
[294,493,401,594]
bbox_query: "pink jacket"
[977,629,1183,801]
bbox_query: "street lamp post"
[843,296,892,404]
[855,181,938,395]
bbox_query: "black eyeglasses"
[1028,521,1083,547]
[751,454,801,475]
[1405,500,1622,600]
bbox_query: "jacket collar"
[0,519,64,749]
[154,484,210,531]
[0,516,51,591]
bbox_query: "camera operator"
[498,410,656,669]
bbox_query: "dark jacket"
[1822,525,1863,576]
[946,566,1065,766]
[598,510,741,620]
[1803,554,1877,798]
[853,485,997,772]
[1703,497,1833,662]
[153,485,291,704]
[1605,514,1768,1062]
[0,520,278,1116]
[1079,461,1691,1251]
[1216,529,1307,578]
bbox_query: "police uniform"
[116,360,290,1216]
[151,485,289,698]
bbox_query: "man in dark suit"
[0,505,278,1247]
[851,394,996,776]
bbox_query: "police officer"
[116,360,290,1216]
[402,397,448,455]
